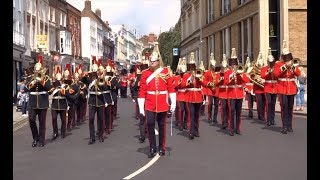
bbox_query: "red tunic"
[175,75,186,102]
[260,66,278,94]
[225,69,250,99]
[139,67,175,112]
[273,61,301,95]
[181,72,204,103]
[203,70,220,97]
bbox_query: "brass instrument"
[236,65,244,74]
[97,76,105,86]
[33,67,48,82]
[293,58,300,67]
[195,69,204,78]
[247,57,264,88]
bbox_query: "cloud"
[66,0,180,36]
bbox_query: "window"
[207,0,214,23]
[238,0,247,5]
[269,0,280,59]
[221,28,231,58]
[208,34,215,58]
[221,0,231,15]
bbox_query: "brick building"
[180,0,307,69]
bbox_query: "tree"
[158,19,181,66]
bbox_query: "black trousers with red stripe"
[200,95,206,115]
[75,101,86,123]
[88,106,104,140]
[28,108,47,143]
[104,105,112,132]
[265,93,277,124]
[51,109,66,136]
[228,99,243,131]
[67,104,75,128]
[246,93,255,116]
[133,97,139,118]
[279,94,295,129]
[255,93,266,121]
[81,101,87,122]
[186,102,202,135]
[146,111,167,151]
[176,101,187,128]
[208,95,219,121]
[220,98,229,127]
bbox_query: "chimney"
[85,0,91,10]
[95,9,101,18]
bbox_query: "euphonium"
[33,68,47,82]
[96,76,105,86]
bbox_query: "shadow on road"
[177,131,190,138]
[261,125,282,133]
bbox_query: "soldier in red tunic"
[174,57,188,131]
[243,57,255,119]
[261,48,278,126]
[225,48,250,136]
[274,40,301,134]
[218,55,230,129]
[137,44,176,158]
[203,53,220,126]
[251,52,266,122]
[181,52,205,140]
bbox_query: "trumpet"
[293,58,300,67]
[96,76,105,86]
[236,65,244,74]
[195,69,204,78]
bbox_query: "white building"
[81,0,114,68]
[13,0,26,98]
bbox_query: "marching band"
[22,40,302,158]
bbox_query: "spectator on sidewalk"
[295,67,307,111]
[19,78,29,116]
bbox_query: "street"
[13,98,307,180]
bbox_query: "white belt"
[52,96,66,99]
[245,83,253,86]
[30,91,47,95]
[147,90,168,95]
[265,80,277,83]
[89,91,110,95]
[278,78,295,81]
[186,88,202,91]
[177,89,186,92]
[219,85,227,88]
[228,85,243,88]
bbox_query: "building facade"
[180,0,307,69]
[13,0,26,97]
[81,0,114,69]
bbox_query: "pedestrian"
[137,43,176,158]
[274,40,301,134]
[24,56,53,147]
[295,66,307,111]
[21,81,29,116]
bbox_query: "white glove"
[105,103,108,107]
[169,93,176,112]
[137,98,145,116]
[202,100,206,105]
[67,106,70,111]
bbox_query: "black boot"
[138,136,145,143]
[158,149,165,156]
[32,140,38,147]
[51,133,58,140]
[148,149,157,158]
[88,139,95,145]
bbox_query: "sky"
[66,0,181,37]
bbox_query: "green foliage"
[158,19,181,66]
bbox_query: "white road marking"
[123,154,161,179]
[155,128,159,135]
[13,122,28,132]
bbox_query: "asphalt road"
[13,98,307,180]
